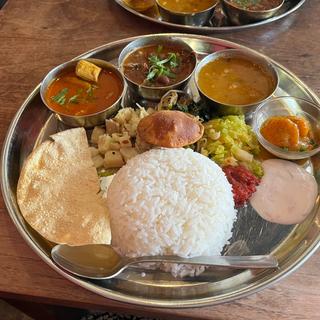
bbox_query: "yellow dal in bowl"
[198,56,276,106]
[158,0,217,13]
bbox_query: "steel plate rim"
[113,0,306,33]
[1,33,320,308]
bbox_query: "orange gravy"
[45,68,123,116]
[198,56,275,106]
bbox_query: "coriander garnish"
[68,95,79,104]
[147,52,179,81]
[51,88,68,105]
[86,84,98,99]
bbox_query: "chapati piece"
[137,110,204,148]
[17,128,111,246]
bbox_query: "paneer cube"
[104,150,124,169]
[120,147,138,162]
[112,132,132,148]
[109,141,121,150]
[91,126,105,144]
[76,60,101,83]
[89,147,99,157]
[105,119,120,135]
[92,154,104,168]
[98,134,112,154]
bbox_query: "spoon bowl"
[51,244,278,280]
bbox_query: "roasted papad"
[17,127,111,245]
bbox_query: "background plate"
[114,0,306,33]
[1,33,320,308]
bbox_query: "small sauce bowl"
[118,35,197,101]
[156,0,218,26]
[195,49,279,117]
[221,0,284,25]
[40,59,125,128]
[253,96,320,160]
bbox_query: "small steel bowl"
[156,0,218,26]
[40,58,125,128]
[195,49,279,117]
[253,96,320,160]
[221,0,284,25]
[118,35,197,101]
[124,0,156,12]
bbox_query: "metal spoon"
[51,244,278,280]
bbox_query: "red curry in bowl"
[45,64,124,116]
[122,44,196,88]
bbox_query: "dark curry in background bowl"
[40,59,125,127]
[221,0,284,25]
[119,36,196,101]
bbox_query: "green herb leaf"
[68,95,79,104]
[168,53,179,68]
[51,88,68,106]
[87,86,94,97]
[146,51,180,82]
[147,68,159,81]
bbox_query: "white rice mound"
[107,148,236,277]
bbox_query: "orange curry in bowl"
[157,0,217,13]
[197,56,276,106]
[45,61,124,116]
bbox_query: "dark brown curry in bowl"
[221,0,284,25]
[118,35,197,101]
[227,0,283,11]
[123,44,195,88]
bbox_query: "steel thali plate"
[1,33,320,307]
[114,0,306,33]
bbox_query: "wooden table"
[0,1,319,319]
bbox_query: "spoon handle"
[127,255,278,269]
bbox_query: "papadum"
[17,127,111,245]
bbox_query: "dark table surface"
[0,1,319,319]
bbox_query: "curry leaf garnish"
[86,84,98,98]
[68,95,79,104]
[51,88,68,105]
[146,52,179,81]
[87,86,94,97]
[147,68,159,81]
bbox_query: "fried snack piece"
[137,110,204,148]
[76,60,101,83]
[287,116,310,138]
[260,116,299,148]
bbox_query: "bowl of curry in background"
[123,0,156,12]
[40,59,125,128]
[195,49,279,116]
[118,35,197,101]
[156,0,218,26]
[221,0,284,25]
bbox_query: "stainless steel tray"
[114,0,306,33]
[2,34,320,308]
